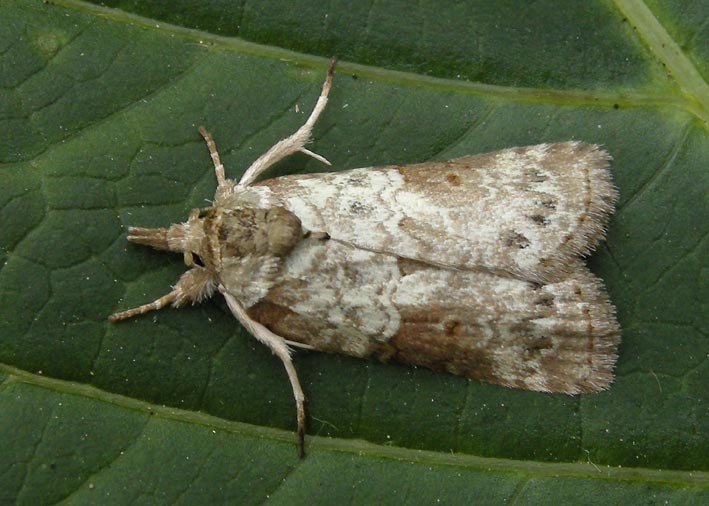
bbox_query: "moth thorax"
[264,207,304,256]
[220,206,303,258]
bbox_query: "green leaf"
[1,0,707,504]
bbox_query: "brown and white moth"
[110,58,620,456]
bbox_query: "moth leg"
[221,290,307,458]
[108,290,178,322]
[238,57,337,188]
[198,127,227,187]
[109,267,215,322]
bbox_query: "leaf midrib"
[614,0,709,122]
[1,363,707,486]
[52,0,707,123]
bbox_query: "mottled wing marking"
[390,259,619,393]
[258,142,617,283]
[220,254,281,307]
[243,237,401,356]
[246,239,620,394]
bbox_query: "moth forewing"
[110,58,620,457]
[258,141,617,284]
[246,240,620,395]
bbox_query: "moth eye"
[192,253,205,267]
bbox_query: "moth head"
[126,208,211,269]
[109,208,218,323]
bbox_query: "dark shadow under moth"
[109,58,620,457]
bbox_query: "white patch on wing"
[276,239,402,355]
[223,185,278,209]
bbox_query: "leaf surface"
[1,0,707,504]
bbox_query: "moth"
[110,58,620,456]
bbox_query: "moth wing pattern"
[246,238,620,394]
[258,141,617,283]
[110,60,620,456]
[220,254,281,307]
